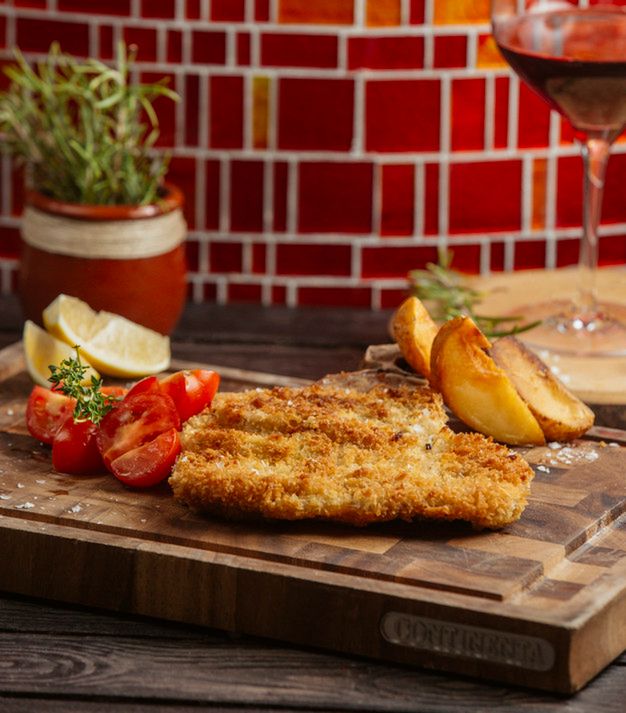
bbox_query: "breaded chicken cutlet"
[169,371,534,529]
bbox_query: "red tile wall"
[0,0,624,310]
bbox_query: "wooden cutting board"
[1,342,626,694]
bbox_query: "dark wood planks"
[0,595,625,713]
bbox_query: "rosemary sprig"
[408,251,541,338]
[48,347,120,425]
[0,41,179,205]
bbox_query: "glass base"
[514,300,626,356]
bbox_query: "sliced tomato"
[52,417,105,475]
[26,386,76,445]
[158,369,220,422]
[109,427,181,488]
[101,385,128,399]
[124,375,160,399]
[96,392,181,469]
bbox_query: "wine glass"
[491,0,626,355]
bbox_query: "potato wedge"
[391,296,439,379]
[430,316,545,446]
[491,336,594,442]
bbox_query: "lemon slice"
[42,294,171,378]
[23,320,100,387]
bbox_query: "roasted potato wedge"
[430,316,546,446]
[491,336,594,441]
[391,296,439,379]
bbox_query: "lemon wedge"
[23,319,100,387]
[42,294,171,378]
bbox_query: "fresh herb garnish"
[408,250,541,338]
[48,346,120,424]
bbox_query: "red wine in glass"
[493,4,626,355]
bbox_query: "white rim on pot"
[21,206,187,259]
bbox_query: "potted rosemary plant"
[0,42,186,334]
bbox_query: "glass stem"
[577,132,612,319]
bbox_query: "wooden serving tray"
[1,342,626,694]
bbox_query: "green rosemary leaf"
[408,250,541,338]
[0,41,179,205]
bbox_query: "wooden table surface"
[0,295,624,713]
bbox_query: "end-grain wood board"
[1,343,626,694]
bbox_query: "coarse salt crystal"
[0,494,11,500]
[15,502,35,509]
[536,465,550,473]
[69,505,82,513]
[548,442,562,450]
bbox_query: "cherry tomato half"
[159,369,220,422]
[126,370,219,423]
[109,427,181,488]
[125,375,160,399]
[26,386,75,445]
[96,392,181,470]
[52,417,105,475]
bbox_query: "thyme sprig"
[408,251,541,338]
[48,347,120,424]
[0,41,179,205]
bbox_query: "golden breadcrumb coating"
[169,371,534,529]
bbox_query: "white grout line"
[263,159,274,233]
[507,74,519,150]
[484,73,495,150]
[355,0,366,28]
[286,158,298,235]
[130,0,140,19]
[269,0,279,23]
[504,236,515,272]
[181,23,192,64]
[199,72,209,148]
[400,0,411,26]
[267,74,278,151]
[195,157,206,230]
[286,280,297,308]
[466,30,478,68]
[242,239,253,273]
[372,162,382,236]
[414,161,425,238]
[198,237,209,276]
[216,277,228,305]
[480,239,491,275]
[352,74,365,155]
[266,238,276,276]
[251,23,261,67]
[352,243,362,281]
[371,284,382,310]
[521,154,533,233]
[175,0,185,22]
[157,25,167,64]
[219,158,231,233]
[424,33,434,70]
[245,0,254,23]
[174,71,186,147]
[243,72,253,150]
[88,22,99,58]
[225,25,236,67]
[337,30,348,72]
[424,0,435,24]
[201,0,211,22]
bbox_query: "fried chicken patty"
[169,371,534,529]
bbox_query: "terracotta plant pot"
[18,183,188,335]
